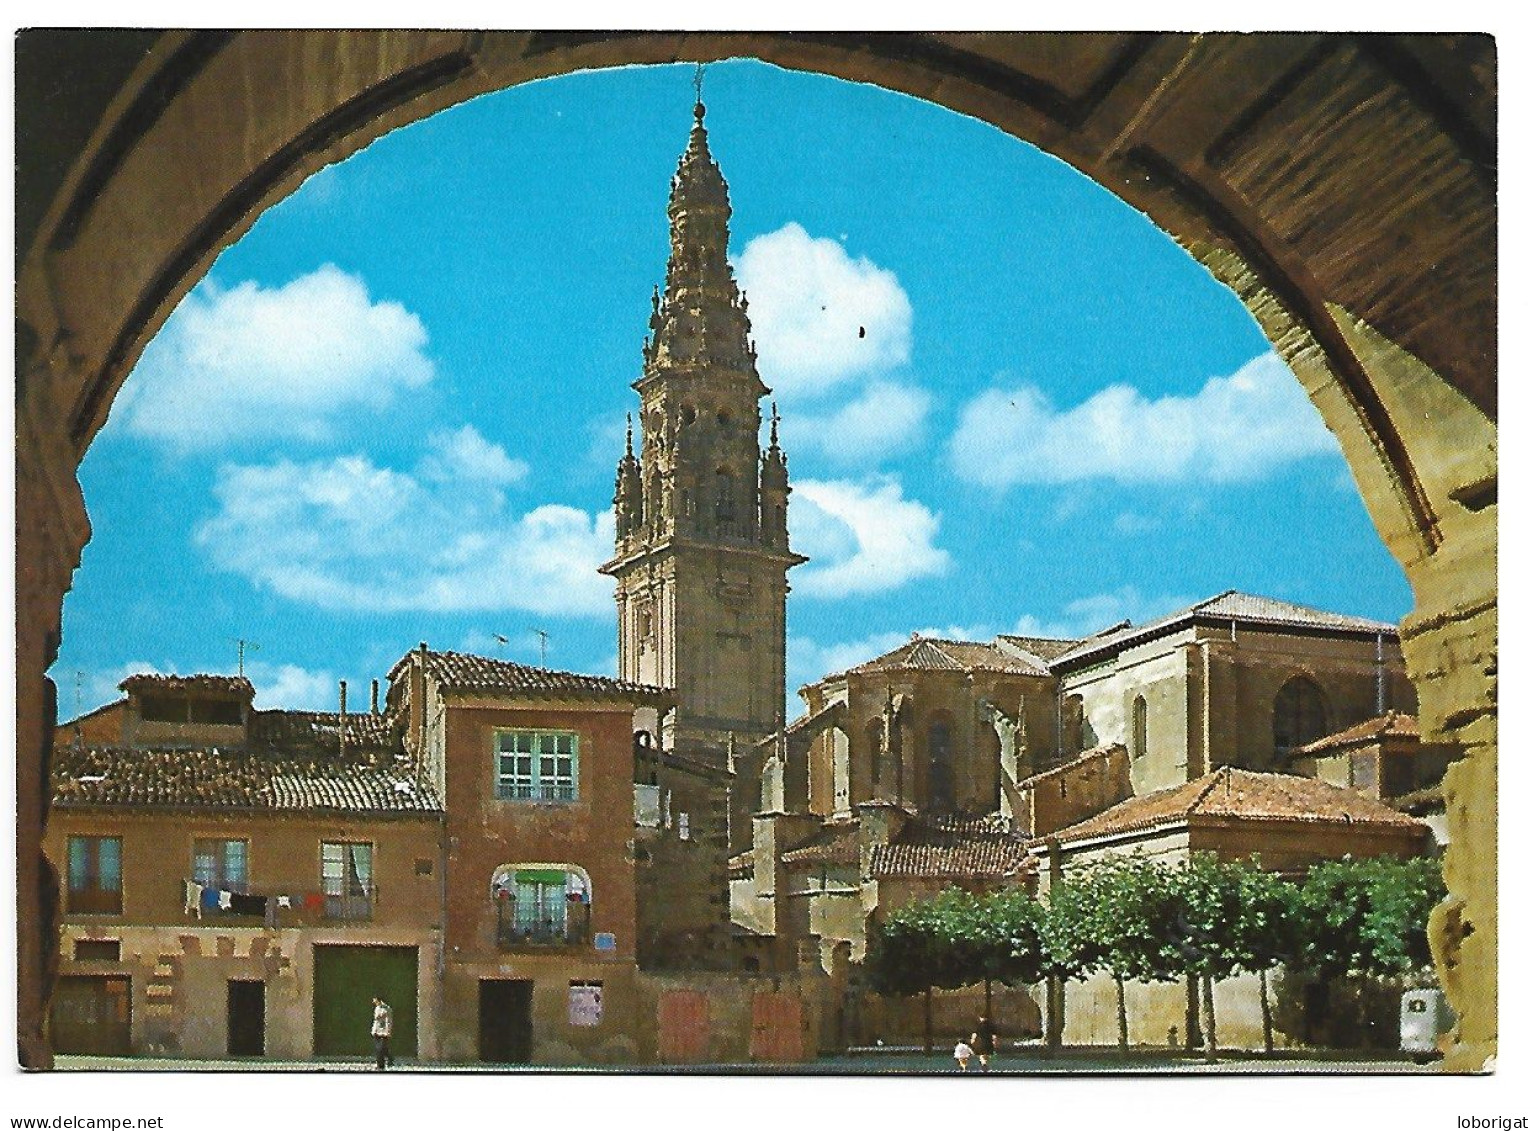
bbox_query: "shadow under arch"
[15,30,1496,1070]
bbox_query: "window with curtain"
[67,835,123,914]
[192,838,248,890]
[321,841,373,920]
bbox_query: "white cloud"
[247,661,340,711]
[120,265,434,452]
[735,223,912,398]
[194,443,615,616]
[419,426,529,486]
[948,353,1339,487]
[1012,585,1198,641]
[779,380,931,466]
[789,477,951,599]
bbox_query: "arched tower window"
[1131,695,1148,760]
[714,467,736,527]
[1273,676,1328,761]
[927,712,954,811]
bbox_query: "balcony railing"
[183,880,375,924]
[495,901,591,949]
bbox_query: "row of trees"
[863,853,1444,1059]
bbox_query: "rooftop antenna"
[73,670,84,747]
[534,629,550,669]
[235,637,260,677]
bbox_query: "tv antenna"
[235,638,260,677]
[533,629,550,669]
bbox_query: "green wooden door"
[312,945,418,1058]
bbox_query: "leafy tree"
[1161,854,1249,1061]
[1225,859,1297,1054]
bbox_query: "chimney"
[339,680,348,759]
[371,679,380,716]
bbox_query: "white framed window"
[495,730,579,802]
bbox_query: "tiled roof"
[1051,591,1399,669]
[755,700,847,748]
[781,823,861,867]
[119,673,255,697]
[1017,743,1127,787]
[398,648,672,704]
[843,637,1050,679]
[51,745,442,814]
[996,635,1082,663]
[727,850,755,877]
[870,812,1033,879]
[1033,766,1424,848]
[1294,712,1420,756]
[250,709,401,751]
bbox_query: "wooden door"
[657,990,709,1063]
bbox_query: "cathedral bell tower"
[600,93,805,833]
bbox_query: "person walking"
[953,1036,974,1071]
[971,1015,996,1072]
[371,996,394,1070]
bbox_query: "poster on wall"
[568,981,603,1027]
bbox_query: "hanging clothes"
[200,886,221,914]
[276,894,292,910]
[229,892,266,916]
[303,892,325,913]
[218,890,234,911]
[185,880,204,919]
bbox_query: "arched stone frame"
[489,862,592,946]
[1272,673,1331,764]
[864,716,885,798]
[13,31,1495,1068]
[1131,694,1149,761]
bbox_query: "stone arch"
[1272,673,1331,763]
[1131,694,1149,761]
[15,31,1495,1068]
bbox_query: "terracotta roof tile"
[249,709,402,752]
[870,812,1033,879]
[404,649,672,704]
[781,823,861,867]
[845,638,1049,679]
[1294,712,1420,756]
[1033,766,1424,848]
[51,745,442,814]
[1018,743,1126,787]
[1051,591,1399,669]
[119,673,254,697]
[996,635,1082,663]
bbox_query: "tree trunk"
[1259,968,1274,1056]
[1115,975,1129,1053]
[984,977,993,1026]
[924,986,933,1055]
[1201,973,1218,1063]
[1045,976,1062,1058]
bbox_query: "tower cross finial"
[693,63,705,106]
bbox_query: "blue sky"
[50,59,1412,718]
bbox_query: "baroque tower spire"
[600,90,806,851]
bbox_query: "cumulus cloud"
[247,661,341,711]
[735,223,912,398]
[194,430,614,616]
[120,265,434,452]
[789,477,951,599]
[779,380,931,466]
[948,353,1338,488]
[1012,585,1197,641]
